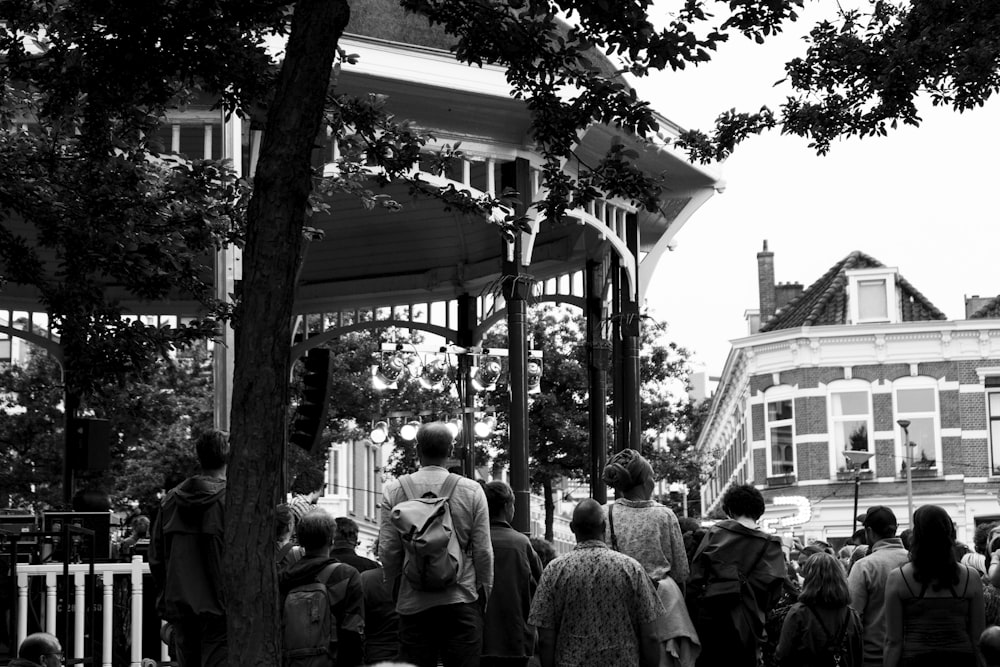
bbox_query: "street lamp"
[844,449,876,535]
[897,419,913,526]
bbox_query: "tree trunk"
[543,477,554,542]
[224,1,349,665]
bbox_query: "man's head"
[721,483,766,521]
[981,626,1000,667]
[18,632,63,666]
[416,422,453,463]
[483,480,515,521]
[297,508,335,555]
[290,468,326,499]
[975,521,1000,556]
[857,505,897,543]
[570,498,605,542]
[275,504,295,543]
[195,430,229,472]
[334,517,360,548]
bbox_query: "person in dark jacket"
[481,480,542,667]
[280,508,366,667]
[332,517,379,572]
[10,632,63,667]
[687,483,787,667]
[360,541,400,664]
[775,552,863,667]
[149,430,229,667]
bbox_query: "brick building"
[697,241,1000,545]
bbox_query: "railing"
[11,557,167,667]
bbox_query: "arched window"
[893,377,941,476]
[764,386,796,477]
[827,379,874,476]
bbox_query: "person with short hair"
[883,504,984,667]
[528,537,556,570]
[847,505,910,667]
[378,421,494,667]
[149,430,230,667]
[116,514,152,561]
[332,517,379,572]
[775,552,863,666]
[686,483,787,667]
[481,480,542,667]
[980,626,1000,667]
[275,503,304,573]
[10,632,63,667]
[528,498,664,667]
[288,468,326,528]
[280,508,365,667]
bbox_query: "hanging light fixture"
[419,355,451,391]
[399,420,421,442]
[527,357,542,394]
[370,421,389,444]
[445,420,461,440]
[474,415,496,439]
[371,351,409,390]
[471,357,503,392]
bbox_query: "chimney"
[757,240,776,322]
[965,294,993,319]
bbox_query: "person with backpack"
[280,509,365,667]
[686,483,787,667]
[775,552,863,667]
[378,421,494,667]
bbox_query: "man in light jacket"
[378,421,494,667]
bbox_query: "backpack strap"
[398,474,418,501]
[438,473,461,499]
[315,562,341,586]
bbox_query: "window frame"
[327,442,352,503]
[847,267,900,325]
[892,377,941,477]
[764,386,797,479]
[827,379,875,477]
[988,388,1000,477]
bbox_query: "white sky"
[630,5,1000,376]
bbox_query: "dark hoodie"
[279,555,365,667]
[149,474,227,620]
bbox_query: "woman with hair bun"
[883,504,984,667]
[602,448,697,666]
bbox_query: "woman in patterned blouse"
[602,448,698,666]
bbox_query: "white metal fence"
[10,556,166,667]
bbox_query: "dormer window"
[847,268,899,324]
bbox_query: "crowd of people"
[11,423,1000,667]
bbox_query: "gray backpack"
[389,473,464,591]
